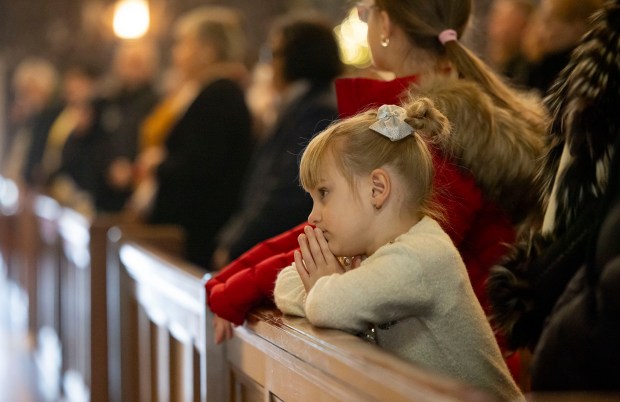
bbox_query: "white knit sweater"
[274,217,523,401]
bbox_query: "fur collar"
[413,78,548,223]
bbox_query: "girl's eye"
[318,188,328,199]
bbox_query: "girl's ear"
[370,168,391,210]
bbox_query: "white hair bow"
[369,104,414,141]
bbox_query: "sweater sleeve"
[273,264,307,317]
[304,243,436,333]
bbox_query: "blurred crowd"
[3,0,602,265]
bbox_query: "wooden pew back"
[227,308,495,402]
[0,176,21,284]
[57,208,116,402]
[110,230,497,402]
[107,226,217,402]
[4,179,618,402]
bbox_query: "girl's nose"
[308,205,320,225]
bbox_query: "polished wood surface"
[2,179,619,402]
[227,308,496,402]
[111,232,495,402]
[107,226,216,402]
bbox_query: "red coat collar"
[335,75,419,118]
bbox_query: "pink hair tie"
[438,29,458,45]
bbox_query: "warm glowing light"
[113,0,150,39]
[335,8,372,68]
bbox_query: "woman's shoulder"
[191,78,248,112]
[199,77,245,98]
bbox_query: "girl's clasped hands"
[295,225,363,292]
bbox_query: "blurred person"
[523,0,604,95]
[127,65,199,220]
[212,13,343,269]
[95,40,160,211]
[489,0,620,390]
[3,57,61,185]
[244,58,279,142]
[486,0,535,86]
[137,67,185,151]
[53,42,159,212]
[55,96,106,213]
[144,6,253,268]
[36,62,101,189]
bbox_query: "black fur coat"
[487,0,620,370]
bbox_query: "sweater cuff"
[274,264,307,317]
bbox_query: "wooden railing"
[0,183,501,402]
[0,181,185,402]
[3,178,618,402]
[228,308,497,402]
[0,183,39,334]
[109,226,497,402]
[57,211,184,402]
[107,225,196,402]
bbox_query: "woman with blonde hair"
[144,6,253,268]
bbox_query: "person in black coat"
[212,13,343,268]
[94,41,160,212]
[147,6,253,269]
[488,0,620,390]
[522,0,603,95]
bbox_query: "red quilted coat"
[207,76,543,379]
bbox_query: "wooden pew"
[0,187,186,402]
[31,195,64,399]
[0,187,65,399]
[109,229,501,402]
[57,207,110,402]
[0,180,188,401]
[1,184,40,335]
[0,176,20,283]
[57,209,185,402]
[227,308,496,402]
[107,227,218,402]
[6,181,618,402]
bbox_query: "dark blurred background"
[0,0,349,71]
[0,0,491,158]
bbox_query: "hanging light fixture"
[113,0,150,39]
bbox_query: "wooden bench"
[57,210,185,402]
[0,183,39,335]
[228,308,496,402]
[7,180,618,402]
[108,227,217,402]
[109,227,500,402]
[0,184,186,402]
[0,176,21,284]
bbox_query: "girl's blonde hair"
[300,97,450,220]
[375,0,546,130]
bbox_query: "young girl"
[208,6,547,380]
[273,99,523,401]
